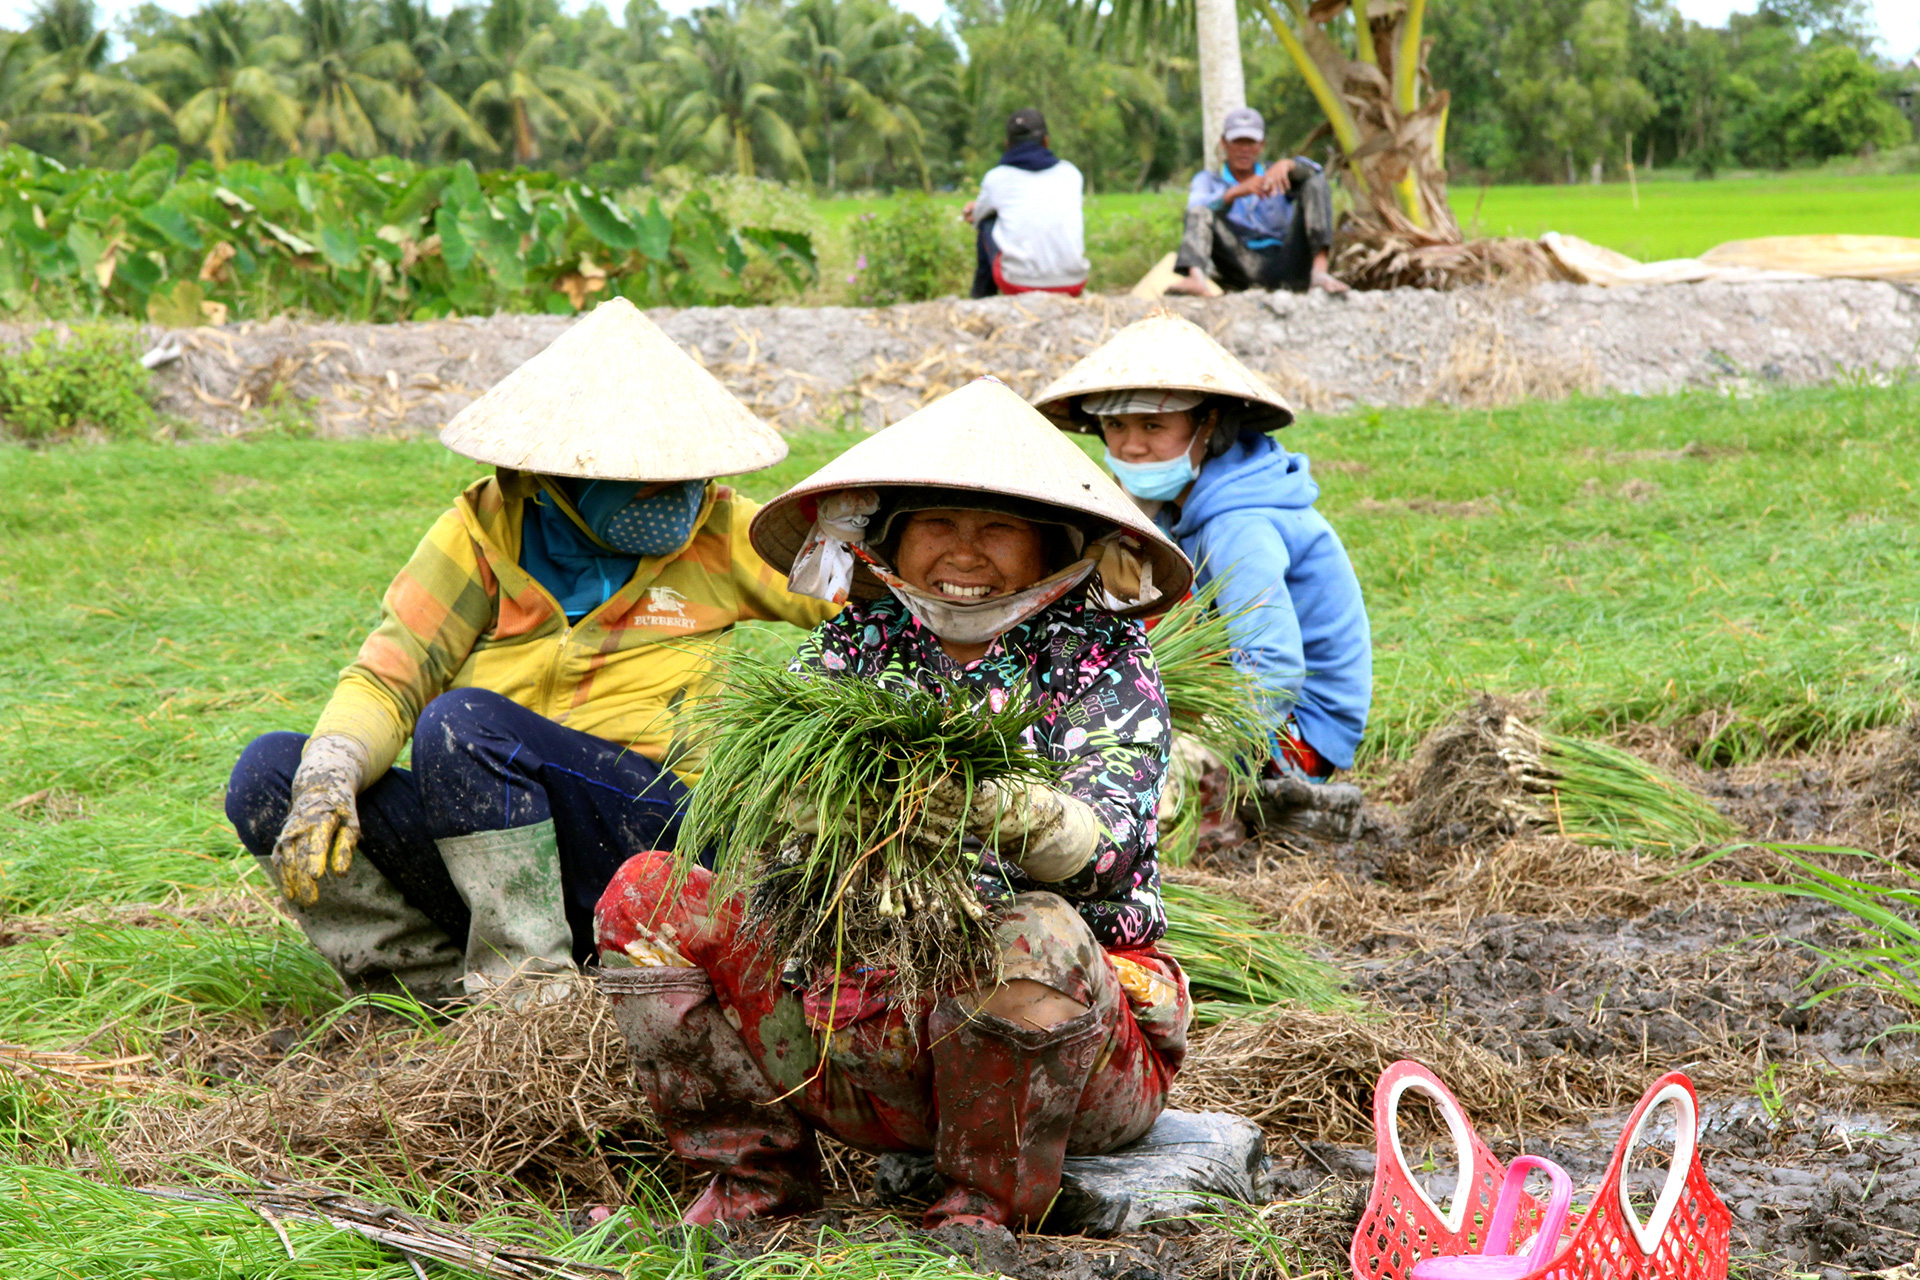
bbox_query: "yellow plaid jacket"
[311,471,838,786]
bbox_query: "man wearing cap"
[1034,312,1371,843]
[594,378,1194,1230]
[1167,106,1347,297]
[223,298,839,1007]
[964,108,1091,299]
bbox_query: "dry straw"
[111,992,658,1210]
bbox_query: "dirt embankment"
[50,278,1918,439]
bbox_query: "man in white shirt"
[964,109,1091,298]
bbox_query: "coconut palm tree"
[0,30,99,152]
[467,0,615,166]
[285,0,422,157]
[129,0,301,165]
[661,5,807,180]
[371,0,497,160]
[828,2,952,189]
[18,0,171,160]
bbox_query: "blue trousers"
[226,689,689,962]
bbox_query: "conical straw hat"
[439,296,787,481]
[1031,310,1294,435]
[752,378,1192,616]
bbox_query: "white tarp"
[1544,232,1920,287]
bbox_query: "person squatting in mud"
[1035,311,1373,845]
[223,298,837,1006]
[593,378,1198,1231]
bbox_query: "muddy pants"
[1174,169,1335,292]
[227,689,688,962]
[593,850,1190,1158]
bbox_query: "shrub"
[0,325,152,442]
[845,196,971,305]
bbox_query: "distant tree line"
[0,0,1911,187]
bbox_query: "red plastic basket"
[1352,1061,1546,1280]
[1351,1062,1732,1280]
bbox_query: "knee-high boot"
[435,819,575,1000]
[599,966,823,1223]
[254,855,465,1006]
[924,1000,1105,1230]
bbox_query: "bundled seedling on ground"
[1147,580,1274,865]
[1159,882,1349,1025]
[678,657,1061,1006]
[1409,695,1738,853]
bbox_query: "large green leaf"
[571,184,641,252]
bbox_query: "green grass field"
[1456,170,1920,263]
[4,380,1914,914]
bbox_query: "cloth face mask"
[1103,450,1197,502]
[576,479,708,556]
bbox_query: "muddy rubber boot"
[923,1000,1105,1231]
[252,854,464,1006]
[435,820,577,1005]
[597,966,822,1223]
[1259,777,1364,843]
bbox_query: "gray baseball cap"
[1221,107,1265,142]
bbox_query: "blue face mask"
[577,479,707,556]
[1103,450,1198,502]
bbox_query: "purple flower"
[846,273,857,283]
[855,254,868,270]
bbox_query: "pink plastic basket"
[1350,1061,1733,1280]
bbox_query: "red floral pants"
[593,850,1191,1158]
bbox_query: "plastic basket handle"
[1616,1079,1698,1256]
[1384,1070,1478,1236]
[1482,1154,1572,1261]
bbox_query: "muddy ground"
[38,729,1920,1276]
[11,278,1914,439]
[678,736,1920,1280]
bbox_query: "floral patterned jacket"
[788,591,1172,949]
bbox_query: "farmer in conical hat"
[224,298,838,1006]
[594,378,1196,1229]
[1034,311,1372,841]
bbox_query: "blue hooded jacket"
[1155,433,1372,770]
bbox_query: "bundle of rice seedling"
[1149,581,1271,774]
[677,656,1062,1007]
[1406,695,1737,853]
[1147,580,1273,864]
[1158,881,1348,1024]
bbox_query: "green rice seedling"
[0,917,343,1053]
[1409,696,1739,854]
[1159,882,1349,1025]
[678,656,1062,1007]
[1147,578,1274,866]
[1148,576,1272,780]
[1736,843,1920,1036]
[1541,732,1740,853]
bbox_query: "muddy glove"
[925,778,1102,883]
[271,734,371,906]
[1259,775,1364,843]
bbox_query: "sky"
[6,0,1917,61]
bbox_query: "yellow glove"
[924,777,1101,883]
[270,735,369,906]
